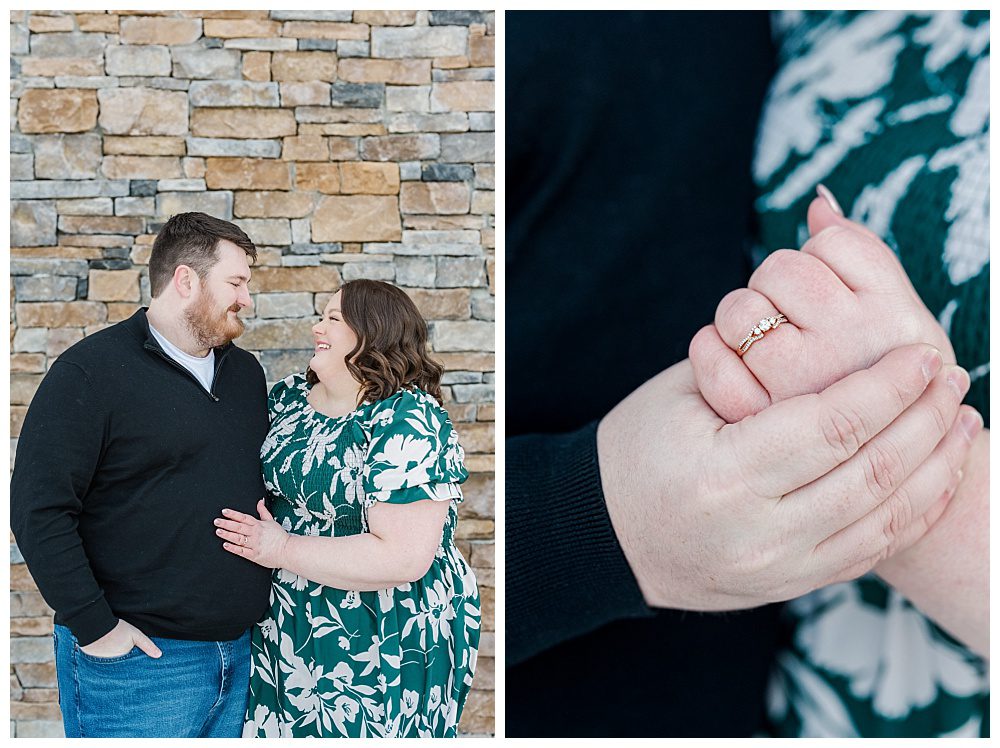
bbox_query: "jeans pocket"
[77,644,142,664]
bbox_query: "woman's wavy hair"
[306,279,444,404]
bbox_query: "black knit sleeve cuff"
[62,596,118,647]
[506,421,653,666]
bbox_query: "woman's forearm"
[279,532,428,592]
[876,428,989,657]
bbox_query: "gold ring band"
[738,314,788,356]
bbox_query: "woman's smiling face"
[310,290,359,382]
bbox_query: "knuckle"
[818,403,867,462]
[862,441,903,497]
[926,397,951,438]
[715,289,747,327]
[878,491,913,550]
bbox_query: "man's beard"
[183,287,245,350]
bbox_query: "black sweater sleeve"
[506,422,653,665]
[10,360,118,645]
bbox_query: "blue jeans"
[53,624,250,738]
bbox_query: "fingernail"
[921,348,943,383]
[817,183,844,216]
[946,366,971,397]
[960,409,983,441]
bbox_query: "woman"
[214,279,480,737]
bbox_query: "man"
[11,213,271,738]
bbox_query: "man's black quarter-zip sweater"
[11,309,272,646]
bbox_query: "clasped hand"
[215,499,290,568]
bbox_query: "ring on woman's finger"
[737,313,789,356]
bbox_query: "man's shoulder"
[55,317,144,373]
[223,343,265,376]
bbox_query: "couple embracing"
[11,212,480,738]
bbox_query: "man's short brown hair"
[148,212,257,297]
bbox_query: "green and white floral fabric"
[243,374,480,738]
[753,10,988,737]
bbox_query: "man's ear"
[173,265,199,299]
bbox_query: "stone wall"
[9,9,494,737]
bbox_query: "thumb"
[258,498,273,522]
[132,628,162,658]
[807,184,882,243]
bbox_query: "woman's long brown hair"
[307,279,444,404]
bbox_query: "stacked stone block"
[10,9,494,737]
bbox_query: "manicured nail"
[817,183,844,216]
[960,410,983,441]
[921,348,942,383]
[946,366,970,397]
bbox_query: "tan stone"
[10,563,40,590]
[103,136,186,156]
[119,16,202,45]
[404,289,469,320]
[295,163,340,193]
[14,662,58,689]
[11,355,45,374]
[465,454,493,473]
[403,215,482,231]
[436,352,494,371]
[329,137,360,160]
[279,81,330,107]
[311,124,385,137]
[179,10,270,19]
[16,302,107,328]
[471,542,495,569]
[353,10,416,26]
[28,14,74,32]
[234,191,315,218]
[360,134,438,162]
[11,246,102,260]
[192,108,296,139]
[271,51,337,82]
[10,617,53,636]
[88,270,141,302]
[184,157,207,178]
[11,406,27,436]
[61,234,133,248]
[106,303,140,323]
[130,244,152,265]
[280,21,369,40]
[480,585,495,631]
[18,89,98,134]
[340,162,399,195]
[205,158,291,190]
[11,374,43,405]
[455,518,494,540]
[249,266,342,293]
[446,403,477,422]
[477,403,494,421]
[469,31,494,67]
[471,189,494,215]
[10,702,62,721]
[242,51,270,81]
[281,135,329,162]
[400,182,470,215]
[238,318,316,350]
[434,56,469,70]
[20,56,104,76]
[98,88,189,136]
[431,81,494,112]
[76,13,119,32]
[102,156,182,180]
[203,18,280,38]
[481,226,495,249]
[337,58,430,85]
[312,196,401,242]
[60,216,144,234]
[460,422,494,453]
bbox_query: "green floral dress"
[754,10,988,737]
[243,373,480,738]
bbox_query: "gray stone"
[254,292,314,319]
[118,76,191,91]
[388,113,468,134]
[270,10,353,21]
[330,83,384,108]
[11,21,28,55]
[432,67,494,82]
[10,175,126,199]
[234,218,291,246]
[33,133,102,180]
[11,134,32,153]
[365,242,479,257]
[11,153,33,180]
[429,10,488,25]
[115,197,155,216]
[239,318,315,349]
[105,45,172,76]
[471,289,494,320]
[11,259,89,277]
[399,162,422,181]
[290,218,310,244]
[474,164,493,189]
[10,637,53,664]
[189,80,279,107]
[186,137,281,158]
[298,39,337,52]
[15,275,78,302]
[13,328,47,353]
[30,32,107,57]
[483,372,495,384]
[131,180,158,197]
[54,76,120,88]
[442,371,482,385]
[103,247,131,260]
[156,191,233,220]
[404,229,479,245]
[259,349,314,383]
[280,255,319,267]
[451,383,494,402]
[14,721,64,738]
[171,47,241,79]
[440,133,494,163]
[21,77,56,89]
[421,163,473,182]
[395,256,436,287]
[437,256,487,286]
[156,179,206,192]
[469,112,494,131]
[56,198,113,215]
[341,262,395,282]
[288,243,340,255]
[97,88,189,136]
[223,38,297,51]
[88,259,132,270]
[10,543,24,564]
[11,201,56,246]
[431,320,494,352]
[336,41,370,58]
[371,27,468,59]
[386,85,430,112]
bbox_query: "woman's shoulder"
[267,371,309,411]
[365,386,453,435]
